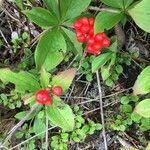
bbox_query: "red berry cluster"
[35,86,63,105]
[74,17,110,55]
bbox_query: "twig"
[1,104,38,147]
[96,70,108,150]
[7,126,56,150]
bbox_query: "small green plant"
[51,106,102,150]
[11,32,30,54]
[0,89,22,109]
[110,95,150,132]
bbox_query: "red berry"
[95,33,104,42]
[89,18,95,26]
[45,98,53,105]
[93,42,102,51]
[89,28,94,35]
[77,35,85,43]
[102,38,110,48]
[80,25,90,34]
[76,30,83,37]
[74,20,82,29]
[86,36,95,44]
[79,17,89,25]
[52,86,63,97]
[86,45,100,55]
[36,90,52,105]
[86,45,95,53]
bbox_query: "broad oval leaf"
[0,68,40,93]
[40,68,50,88]
[60,0,91,21]
[94,11,124,33]
[43,0,59,18]
[23,7,59,28]
[51,68,77,93]
[35,30,67,71]
[101,0,134,9]
[92,52,113,73]
[133,66,150,95]
[135,99,150,118]
[128,0,150,33]
[33,116,45,137]
[46,96,75,131]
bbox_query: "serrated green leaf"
[133,66,150,95]
[62,27,82,56]
[23,7,59,28]
[46,96,75,131]
[135,99,150,118]
[51,68,77,93]
[92,52,113,73]
[60,0,91,21]
[128,0,150,33]
[101,0,134,9]
[35,30,66,71]
[94,11,124,32]
[0,68,40,93]
[43,0,59,18]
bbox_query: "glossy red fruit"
[86,36,95,44]
[76,30,83,37]
[74,20,82,29]
[77,36,85,43]
[52,86,63,97]
[89,28,94,35]
[79,17,89,25]
[36,90,52,105]
[95,33,104,42]
[102,38,110,48]
[80,25,90,34]
[89,18,95,26]
[93,42,102,51]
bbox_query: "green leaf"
[122,104,132,113]
[15,111,27,120]
[15,131,24,139]
[60,0,91,21]
[92,52,113,73]
[46,96,75,131]
[121,96,129,104]
[101,0,134,9]
[146,143,150,150]
[131,112,141,123]
[128,0,150,33]
[94,11,124,32]
[33,116,45,137]
[23,7,59,28]
[133,66,150,95]
[0,68,40,93]
[15,0,23,10]
[43,0,59,18]
[94,11,124,33]
[62,27,82,56]
[135,99,150,118]
[40,68,50,88]
[35,30,66,71]
[51,68,77,93]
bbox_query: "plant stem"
[88,6,120,13]
[96,70,108,150]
